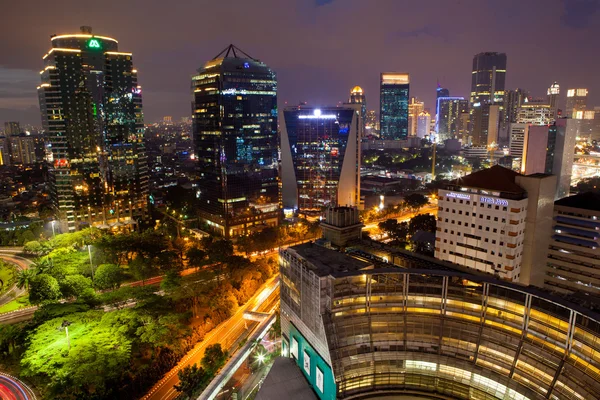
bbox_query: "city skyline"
[1,0,600,125]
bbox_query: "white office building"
[435,165,556,284]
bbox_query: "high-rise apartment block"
[545,192,600,298]
[38,26,148,231]
[280,105,362,213]
[380,73,409,140]
[9,135,36,165]
[407,97,424,137]
[191,45,279,237]
[470,52,506,146]
[436,97,468,142]
[435,166,556,284]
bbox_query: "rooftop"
[255,357,318,400]
[555,191,600,212]
[448,165,524,194]
[288,242,372,277]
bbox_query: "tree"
[93,264,124,290]
[59,274,92,299]
[129,255,157,285]
[404,193,428,212]
[23,241,43,255]
[160,270,182,293]
[408,214,437,236]
[28,273,61,304]
[20,310,132,397]
[16,268,36,291]
[186,247,207,268]
[201,343,228,374]
[174,364,210,397]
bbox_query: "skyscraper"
[547,82,560,120]
[416,111,430,139]
[565,88,588,118]
[191,45,279,237]
[436,97,468,142]
[346,86,366,133]
[470,52,507,145]
[4,122,20,136]
[380,73,409,140]
[435,84,450,116]
[280,105,362,213]
[516,99,553,125]
[407,97,424,137]
[503,89,528,127]
[38,26,148,231]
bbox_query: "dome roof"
[351,86,363,94]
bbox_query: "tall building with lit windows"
[275,241,600,400]
[565,88,588,118]
[435,165,556,285]
[280,105,362,214]
[436,97,468,141]
[545,192,600,298]
[191,45,279,237]
[347,86,366,126]
[38,26,148,232]
[380,72,409,140]
[469,52,506,145]
[407,97,424,137]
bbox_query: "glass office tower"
[470,52,507,146]
[280,105,362,213]
[380,73,410,140]
[436,97,469,142]
[191,45,279,237]
[38,26,148,231]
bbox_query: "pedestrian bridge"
[243,311,270,321]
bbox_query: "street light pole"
[88,245,94,283]
[51,220,56,237]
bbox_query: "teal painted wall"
[286,323,337,400]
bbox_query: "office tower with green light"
[38,26,148,231]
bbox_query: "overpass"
[197,312,277,400]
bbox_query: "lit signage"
[445,192,471,200]
[298,109,337,119]
[479,196,509,206]
[87,38,101,49]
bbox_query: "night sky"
[1,0,599,126]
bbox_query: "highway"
[143,276,280,400]
[0,372,37,400]
[0,253,33,307]
[362,204,438,231]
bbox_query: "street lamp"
[61,320,71,350]
[51,220,56,237]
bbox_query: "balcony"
[508,232,518,237]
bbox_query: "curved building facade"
[280,244,600,400]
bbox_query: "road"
[0,372,37,400]
[363,204,438,231]
[0,253,33,306]
[143,276,280,400]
